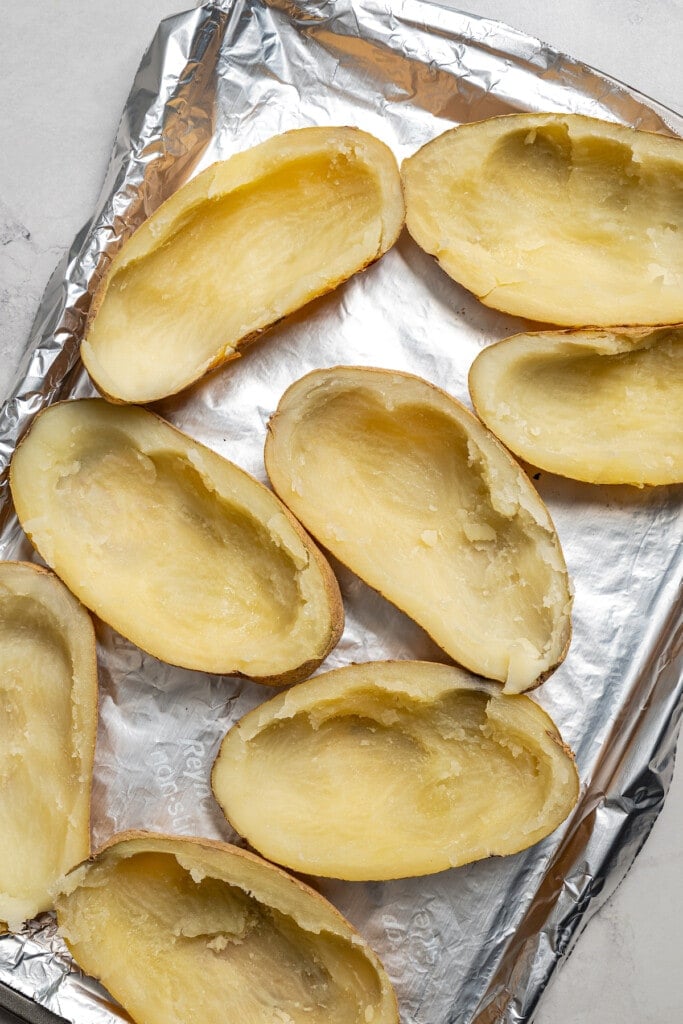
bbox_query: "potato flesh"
[266,370,571,691]
[469,326,683,485]
[402,115,683,325]
[10,401,340,681]
[0,565,96,930]
[57,842,392,1024]
[83,129,404,402]
[212,662,578,879]
[50,441,300,646]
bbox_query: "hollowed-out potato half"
[265,367,571,692]
[9,400,342,683]
[82,126,405,403]
[55,832,398,1024]
[0,561,97,931]
[469,324,683,486]
[212,661,579,880]
[402,113,683,326]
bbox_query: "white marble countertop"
[0,2,681,1022]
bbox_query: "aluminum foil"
[1,1,681,1021]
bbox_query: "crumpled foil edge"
[0,2,681,1022]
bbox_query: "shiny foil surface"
[0,1,681,1021]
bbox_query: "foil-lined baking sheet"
[0,1,681,1021]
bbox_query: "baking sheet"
[0,1,681,1021]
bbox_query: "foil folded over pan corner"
[0,2,681,1022]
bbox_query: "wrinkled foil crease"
[0,1,681,1021]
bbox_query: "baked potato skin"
[55,831,399,1024]
[265,366,572,693]
[82,126,406,403]
[0,561,98,931]
[469,324,683,486]
[9,399,343,685]
[212,660,580,881]
[402,113,683,326]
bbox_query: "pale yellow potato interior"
[83,128,404,402]
[213,663,579,880]
[403,114,683,325]
[10,401,340,681]
[470,326,683,485]
[57,839,394,1024]
[47,436,301,656]
[266,370,571,691]
[0,565,96,930]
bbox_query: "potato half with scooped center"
[212,661,579,881]
[265,367,572,692]
[9,400,342,683]
[469,324,683,486]
[0,562,97,932]
[82,126,405,403]
[402,113,683,326]
[55,832,398,1024]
